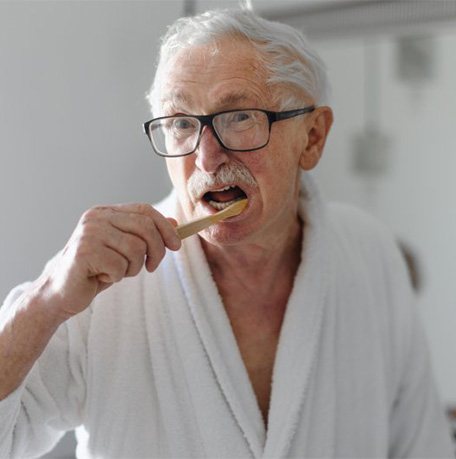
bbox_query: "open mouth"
[202,185,248,210]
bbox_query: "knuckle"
[81,207,99,222]
[137,203,154,215]
[81,205,110,224]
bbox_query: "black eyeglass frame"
[143,106,316,158]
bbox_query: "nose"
[194,126,229,174]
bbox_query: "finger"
[148,209,182,251]
[110,203,181,251]
[167,217,178,228]
[87,245,129,284]
[106,213,168,273]
[108,211,179,257]
[103,229,148,278]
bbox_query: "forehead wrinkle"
[160,90,194,112]
[161,88,265,115]
[158,39,275,114]
[217,91,256,108]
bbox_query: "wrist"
[26,275,70,328]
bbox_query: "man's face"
[156,38,319,246]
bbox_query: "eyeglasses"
[143,106,315,158]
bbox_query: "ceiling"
[195,0,341,15]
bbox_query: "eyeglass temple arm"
[271,106,316,122]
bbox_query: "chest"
[88,265,394,457]
[223,296,287,425]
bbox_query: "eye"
[163,117,199,139]
[173,117,198,131]
[230,111,252,123]
[219,110,258,132]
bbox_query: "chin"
[199,223,253,246]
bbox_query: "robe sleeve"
[388,302,454,458]
[0,282,89,459]
[332,203,454,457]
[376,229,455,457]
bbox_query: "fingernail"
[173,235,182,250]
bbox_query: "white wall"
[314,32,456,405]
[0,1,183,303]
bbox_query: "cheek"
[258,140,303,200]
[166,159,197,218]
[166,158,193,192]
[268,126,305,167]
[266,133,302,173]
[246,153,294,204]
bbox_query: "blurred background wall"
[0,1,455,457]
[315,32,456,406]
[0,0,180,304]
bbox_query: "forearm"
[0,276,64,400]
[0,202,178,401]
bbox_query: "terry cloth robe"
[0,174,453,459]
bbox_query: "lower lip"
[200,198,251,222]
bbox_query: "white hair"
[147,8,330,114]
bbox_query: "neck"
[201,215,303,302]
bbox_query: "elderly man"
[0,8,453,459]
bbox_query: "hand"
[36,203,181,321]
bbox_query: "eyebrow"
[161,90,257,113]
[217,92,253,108]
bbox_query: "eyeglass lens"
[148,110,270,156]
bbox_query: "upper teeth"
[211,185,235,192]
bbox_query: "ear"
[299,106,333,171]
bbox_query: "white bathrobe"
[0,175,453,459]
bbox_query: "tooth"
[208,199,237,210]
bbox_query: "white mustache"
[187,163,258,200]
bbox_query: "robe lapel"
[263,176,330,458]
[144,247,258,458]
[173,236,267,458]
